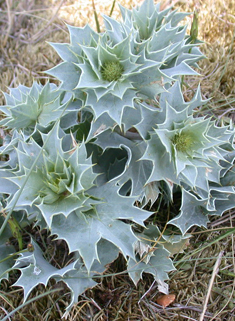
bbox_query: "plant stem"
[92,0,101,33]
[109,0,116,17]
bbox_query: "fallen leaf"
[156,294,176,308]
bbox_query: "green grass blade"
[0,288,63,321]
[174,227,235,267]
[92,0,101,33]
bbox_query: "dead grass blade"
[199,251,224,321]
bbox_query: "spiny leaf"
[127,246,175,286]
[169,189,210,234]
[13,240,77,301]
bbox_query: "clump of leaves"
[0,0,235,318]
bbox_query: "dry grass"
[0,0,235,320]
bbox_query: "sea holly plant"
[0,0,235,317]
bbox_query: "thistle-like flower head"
[47,29,142,125]
[100,61,124,82]
[141,82,235,193]
[46,0,203,128]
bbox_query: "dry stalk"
[29,0,64,43]
[199,251,224,321]
[3,0,14,47]
[210,212,235,320]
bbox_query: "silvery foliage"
[0,0,235,317]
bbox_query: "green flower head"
[101,61,124,82]
[46,0,203,127]
[141,82,234,192]
[171,131,195,154]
